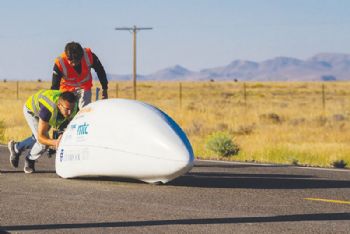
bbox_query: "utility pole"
[115,25,153,99]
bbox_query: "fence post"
[96,87,100,101]
[179,82,182,109]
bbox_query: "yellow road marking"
[305,198,350,205]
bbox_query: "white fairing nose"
[56,99,194,184]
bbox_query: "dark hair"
[65,42,83,62]
[59,91,77,103]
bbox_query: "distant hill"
[105,53,350,81]
[142,65,195,81]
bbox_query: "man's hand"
[102,89,108,99]
[55,134,63,149]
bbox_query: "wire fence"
[1,81,350,117]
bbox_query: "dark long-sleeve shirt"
[51,52,108,90]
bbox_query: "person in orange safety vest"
[51,41,108,109]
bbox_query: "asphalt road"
[1,145,350,233]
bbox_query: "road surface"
[1,145,349,233]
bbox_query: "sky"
[0,0,350,80]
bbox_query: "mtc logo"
[77,123,89,135]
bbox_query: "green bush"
[0,120,5,143]
[331,160,347,169]
[206,132,240,157]
[291,158,299,166]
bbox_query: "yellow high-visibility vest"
[25,89,77,129]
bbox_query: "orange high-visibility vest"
[55,48,94,92]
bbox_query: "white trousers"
[22,105,48,160]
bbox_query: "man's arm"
[37,104,62,149]
[37,119,61,149]
[51,64,63,90]
[91,53,108,98]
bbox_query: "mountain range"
[106,53,350,81]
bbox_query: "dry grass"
[1,80,350,168]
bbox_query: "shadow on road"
[169,172,350,189]
[76,176,143,184]
[46,170,350,190]
[0,170,55,174]
[1,213,349,232]
[1,159,348,190]
[189,172,314,178]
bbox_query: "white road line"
[197,159,277,166]
[295,166,349,172]
[197,159,349,172]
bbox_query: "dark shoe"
[8,140,21,168]
[24,156,35,174]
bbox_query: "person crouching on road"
[8,90,78,173]
[51,41,109,109]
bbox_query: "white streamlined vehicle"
[55,99,194,184]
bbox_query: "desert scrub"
[0,119,5,143]
[206,131,240,157]
[2,81,350,168]
[331,159,348,169]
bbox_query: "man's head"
[57,91,77,118]
[65,42,83,66]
